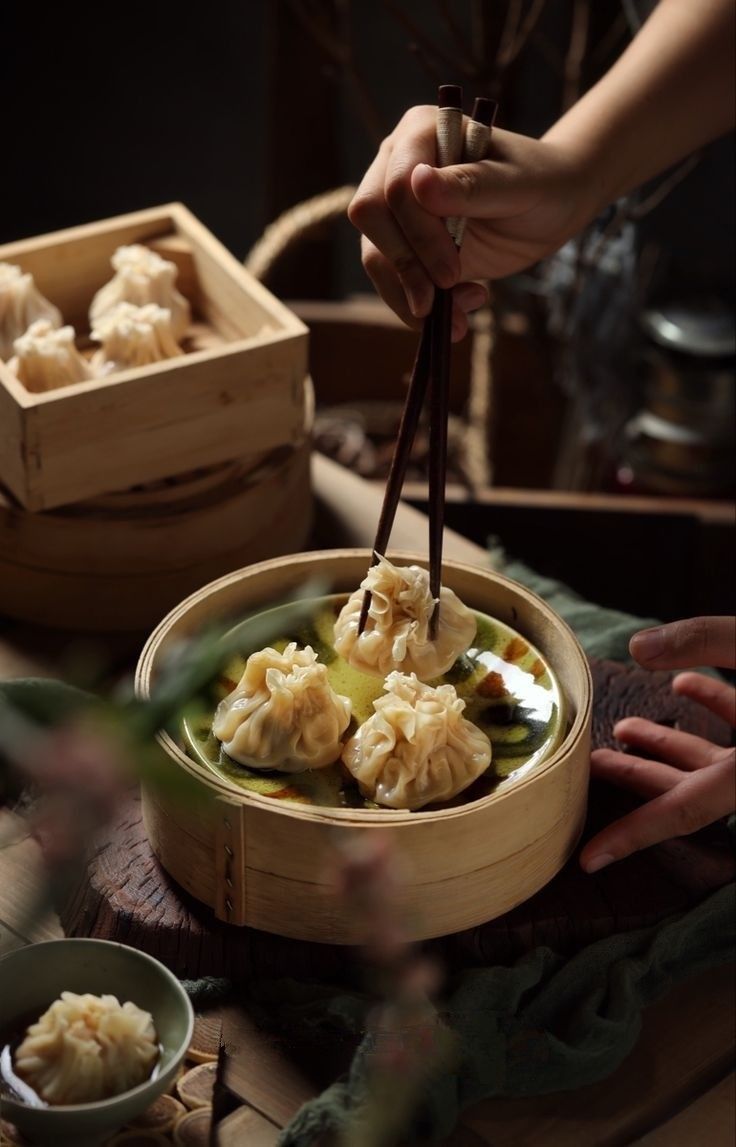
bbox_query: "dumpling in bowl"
[342,671,492,810]
[333,555,476,680]
[212,643,352,772]
[14,992,158,1106]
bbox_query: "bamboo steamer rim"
[136,549,592,826]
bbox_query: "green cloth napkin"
[497,557,659,661]
[274,877,734,1145]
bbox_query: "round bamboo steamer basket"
[136,550,593,944]
[0,439,312,633]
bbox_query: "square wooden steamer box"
[0,204,309,511]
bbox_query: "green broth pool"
[183,594,566,811]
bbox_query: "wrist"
[542,125,620,232]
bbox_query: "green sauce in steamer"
[183,594,565,811]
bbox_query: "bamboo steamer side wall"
[0,439,312,632]
[137,552,592,943]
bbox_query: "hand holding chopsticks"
[358,89,497,638]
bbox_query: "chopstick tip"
[471,97,498,127]
[438,84,463,110]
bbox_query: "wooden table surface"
[0,453,733,1146]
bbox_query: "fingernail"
[630,627,665,662]
[406,285,430,318]
[583,853,615,874]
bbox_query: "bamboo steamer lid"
[136,550,592,943]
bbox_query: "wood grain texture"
[217,1106,281,1146]
[0,439,313,632]
[311,453,488,566]
[632,1072,736,1147]
[219,1005,317,1128]
[0,812,63,946]
[292,294,472,413]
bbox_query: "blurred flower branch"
[286,0,633,147]
[0,583,326,933]
[326,831,456,1146]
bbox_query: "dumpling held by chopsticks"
[333,555,476,680]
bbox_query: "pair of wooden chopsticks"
[359,86,497,638]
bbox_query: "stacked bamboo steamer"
[0,439,312,632]
[0,207,313,632]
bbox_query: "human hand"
[580,617,736,873]
[348,105,592,340]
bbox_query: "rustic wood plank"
[218,1105,281,1146]
[398,480,736,526]
[0,811,63,943]
[632,1072,736,1147]
[292,295,472,414]
[457,962,735,1147]
[0,920,27,956]
[399,482,735,622]
[220,1004,318,1129]
[311,452,488,566]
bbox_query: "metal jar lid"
[641,298,736,357]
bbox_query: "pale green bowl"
[0,938,194,1146]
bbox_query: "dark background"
[4,1,733,623]
[5,0,734,301]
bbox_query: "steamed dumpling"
[342,671,491,810]
[213,643,352,771]
[0,262,62,361]
[14,991,158,1105]
[91,302,184,374]
[9,320,93,392]
[89,244,191,339]
[333,556,477,680]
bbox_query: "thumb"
[411,159,527,219]
[630,616,736,671]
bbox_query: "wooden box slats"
[0,204,308,511]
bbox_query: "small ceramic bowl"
[0,938,194,1146]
